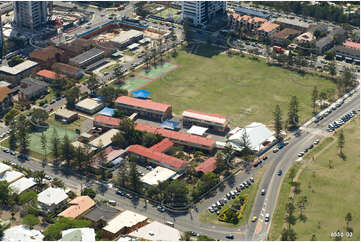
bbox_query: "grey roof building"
[274,17,310,32]
[69,48,105,68]
[334,45,360,60]
[82,202,120,227]
[315,35,334,54]
[18,77,49,101]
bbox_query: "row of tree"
[254,1,360,26]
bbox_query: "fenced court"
[29,124,78,154]
[118,62,179,91]
[137,62,178,80]
[118,76,152,91]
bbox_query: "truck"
[273,46,285,54]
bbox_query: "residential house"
[129,221,181,241]
[61,228,96,242]
[82,202,120,228]
[37,187,69,213]
[58,196,95,219]
[3,225,44,241]
[102,210,148,239]
[9,177,36,194]
[257,22,280,37]
[270,28,301,46]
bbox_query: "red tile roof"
[182,109,228,125]
[58,196,95,219]
[344,41,360,50]
[115,96,171,113]
[195,157,217,174]
[149,138,174,153]
[94,115,121,127]
[36,69,65,80]
[135,123,216,148]
[258,22,280,33]
[128,145,186,169]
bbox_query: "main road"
[0,90,358,240]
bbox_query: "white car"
[314,139,320,145]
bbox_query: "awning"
[98,107,115,117]
[132,89,151,99]
[160,120,179,130]
[187,125,208,136]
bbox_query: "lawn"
[145,45,337,126]
[199,162,270,227]
[291,117,360,241]
[269,116,360,241]
[1,116,83,158]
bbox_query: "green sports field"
[145,45,337,126]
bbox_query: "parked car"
[250,177,254,183]
[252,216,258,222]
[262,156,268,160]
[10,151,16,156]
[2,148,9,153]
[116,190,125,196]
[298,152,304,157]
[277,170,282,176]
[126,193,133,199]
[273,148,279,153]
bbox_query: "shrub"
[18,191,37,205]
[23,214,39,229]
[81,187,97,199]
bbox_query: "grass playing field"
[269,116,360,241]
[145,45,337,126]
[137,62,178,80]
[117,76,152,91]
[291,116,360,241]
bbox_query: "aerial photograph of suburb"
[0,1,359,241]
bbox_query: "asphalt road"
[249,90,360,241]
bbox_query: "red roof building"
[36,69,65,81]
[94,115,121,129]
[182,109,229,132]
[135,123,216,151]
[149,138,174,153]
[343,41,360,50]
[195,157,217,174]
[127,145,186,171]
[115,96,172,121]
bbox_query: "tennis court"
[137,62,178,80]
[119,76,152,91]
[29,124,78,154]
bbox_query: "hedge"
[217,194,248,224]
